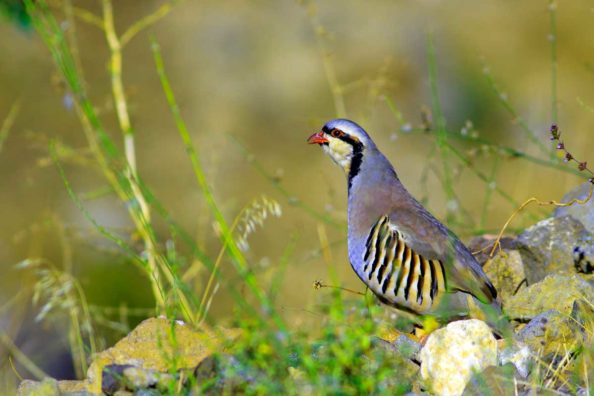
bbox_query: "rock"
[483,250,526,302]
[17,378,60,396]
[463,364,518,396]
[517,310,585,359]
[505,274,594,320]
[17,378,93,396]
[573,244,594,275]
[87,317,239,394]
[372,333,421,362]
[133,390,163,396]
[112,391,132,396]
[570,298,594,330]
[102,364,133,395]
[191,354,250,395]
[419,320,497,396]
[468,235,518,266]
[554,182,594,233]
[498,340,531,378]
[516,216,593,284]
[391,334,422,361]
[101,364,176,395]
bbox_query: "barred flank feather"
[362,216,447,314]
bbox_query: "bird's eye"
[331,129,344,138]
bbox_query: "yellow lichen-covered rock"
[16,378,59,396]
[517,310,585,358]
[420,319,497,396]
[86,317,240,394]
[17,378,91,396]
[377,325,403,343]
[483,250,525,303]
[505,274,593,320]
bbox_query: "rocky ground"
[18,183,594,396]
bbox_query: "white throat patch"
[322,137,354,173]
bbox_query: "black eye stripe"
[344,135,360,145]
[326,128,361,146]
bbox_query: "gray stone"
[463,364,518,396]
[498,340,531,378]
[133,390,163,396]
[191,354,256,395]
[372,334,421,362]
[516,310,585,360]
[505,274,594,320]
[101,364,179,395]
[468,236,519,266]
[573,244,594,275]
[554,182,594,233]
[17,379,60,396]
[516,216,593,284]
[392,334,422,361]
[102,364,134,395]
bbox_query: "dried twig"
[488,124,594,258]
[313,280,366,297]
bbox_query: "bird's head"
[307,119,375,175]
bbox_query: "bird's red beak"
[307,131,329,145]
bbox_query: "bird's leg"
[410,316,441,345]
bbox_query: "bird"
[307,118,508,335]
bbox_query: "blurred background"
[0,0,593,387]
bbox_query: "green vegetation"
[1,0,593,394]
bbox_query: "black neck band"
[348,143,363,192]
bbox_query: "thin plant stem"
[488,183,594,258]
[300,2,346,117]
[480,154,500,229]
[47,0,104,29]
[482,63,549,154]
[388,123,585,178]
[72,279,97,358]
[195,204,250,325]
[548,1,559,161]
[427,34,456,223]
[577,97,594,116]
[268,234,298,300]
[50,142,157,277]
[0,101,20,153]
[549,1,558,126]
[27,0,198,323]
[0,333,48,380]
[102,0,164,311]
[229,135,344,228]
[62,0,86,86]
[49,141,199,326]
[317,223,338,283]
[151,38,285,330]
[120,2,173,47]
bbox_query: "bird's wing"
[382,207,497,304]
